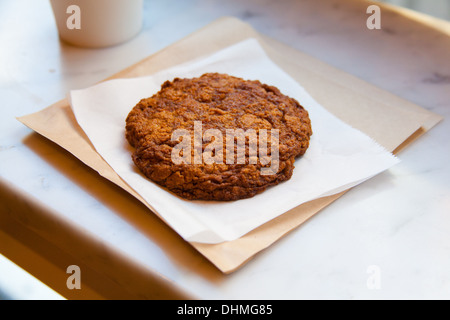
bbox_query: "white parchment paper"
[69,38,399,244]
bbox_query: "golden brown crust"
[125,73,312,201]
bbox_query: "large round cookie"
[125,73,312,201]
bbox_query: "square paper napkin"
[68,38,400,244]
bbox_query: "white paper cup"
[50,0,143,48]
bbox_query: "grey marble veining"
[0,0,449,299]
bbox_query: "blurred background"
[0,0,448,300]
[377,0,450,20]
[0,254,64,300]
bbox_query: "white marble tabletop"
[0,0,449,299]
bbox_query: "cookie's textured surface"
[125,73,312,201]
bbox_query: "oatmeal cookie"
[125,73,312,201]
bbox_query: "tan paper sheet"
[18,17,442,273]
